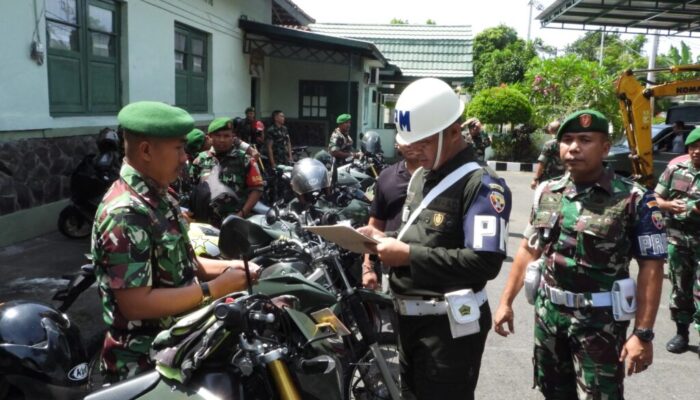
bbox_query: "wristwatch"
[633,328,655,342]
[200,281,212,305]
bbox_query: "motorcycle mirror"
[219,215,251,259]
[265,207,278,226]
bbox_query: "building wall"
[0,0,271,245]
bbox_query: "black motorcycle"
[58,129,121,239]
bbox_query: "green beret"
[685,127,700,146]
[208,117,232,134]
[186,128,205,153]
[557,109,609,140]
[336,114,352,124]
[117,101,193,137]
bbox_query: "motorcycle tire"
[344,332,399,400]
[58,205,92,239]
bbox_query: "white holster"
[611,278,637,321]
[445,289,485,338]
[524,260,543,305]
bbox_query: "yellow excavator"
[615,64,700,188]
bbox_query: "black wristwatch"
[633,328,655,342]
[200,281,212,305]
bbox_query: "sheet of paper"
[303,224,379,254]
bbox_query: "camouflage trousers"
[534,296,629,399]
[100,330,156,382]
[667,243,700,331]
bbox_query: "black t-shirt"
[370,160,412,232]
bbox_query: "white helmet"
[394,78,464,145]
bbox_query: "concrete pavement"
[1,170,698,398]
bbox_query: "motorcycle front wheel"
[57,205,92,239]
[345,333,399,400]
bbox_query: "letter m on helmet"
[395,110,411,132]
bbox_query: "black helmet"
[291,158,330,197]
[313,150,333,169]
[97,128,120,153]
[0,301,89,387]
[360,131,382,154]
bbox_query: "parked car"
[605,104,700,179]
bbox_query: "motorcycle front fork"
[267,359,301,400]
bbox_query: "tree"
[472,25,536,91]
[426,19,436,25]
[467,86,532,131]
[390,18,408,24]
[523,55,620,134]
[565,32,647,75]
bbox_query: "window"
[175,24,208,112]
[46,0,120,114]
[299,83,328,119]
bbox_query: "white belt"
[543,283,612,308]
[395,289,488,316]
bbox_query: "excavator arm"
[615,64,700,188]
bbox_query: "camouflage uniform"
[526,169,667,399]
[189,147,262,223]
[537,138,565,181]
[265,124,291,166]
[328,128,353,165]
[655,159,700,331]
[466,132,491,161]
[92,163,199,381]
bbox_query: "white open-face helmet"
[394,78,464,145]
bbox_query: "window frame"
[174,23,209,113]
[46,0,121,115]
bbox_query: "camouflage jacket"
[265,124,291,166]
[526,169,667,293]
[537,138,565,181]
[466,132,491,158]
[91,163,199,379]
[655,159,700,244]
[328,128,353,161]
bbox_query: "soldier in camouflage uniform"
[654,127,700,356]
[462,118,491,161]
[494,109,667,399]
[265,110,293,168]
[328,113,359,166]
[92,102,256,381]
[531,120,566,189]
[189,117,263,224]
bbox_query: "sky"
[293,0,700,60]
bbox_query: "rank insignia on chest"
[432,212,445,227]
[459,304,471,316]
[651,211,664,230]
[489,191,506,213]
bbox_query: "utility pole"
[599,29,605,66]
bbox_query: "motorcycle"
[191,211,400,399]
[57,129,121,239]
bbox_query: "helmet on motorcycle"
[394,78,464,145]
[313,150,333,169]
[290,158,330,198]
[0,301,89,386]
[97,128,120,153]
[188,223,221,258]
[360,131,382,154]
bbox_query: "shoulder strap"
[397,162,481,240]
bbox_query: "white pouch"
[444,289,481,338]
[524,260,543,305]
[611,278,637,321]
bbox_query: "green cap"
[186,128,205,153]
[208,117,232,134]
[117,101,194,137]
[336,114,352,124]
[685,127,700,146]
[557,109,609,140]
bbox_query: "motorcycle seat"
[84,370,161,400]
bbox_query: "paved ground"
[1,170,699,398]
